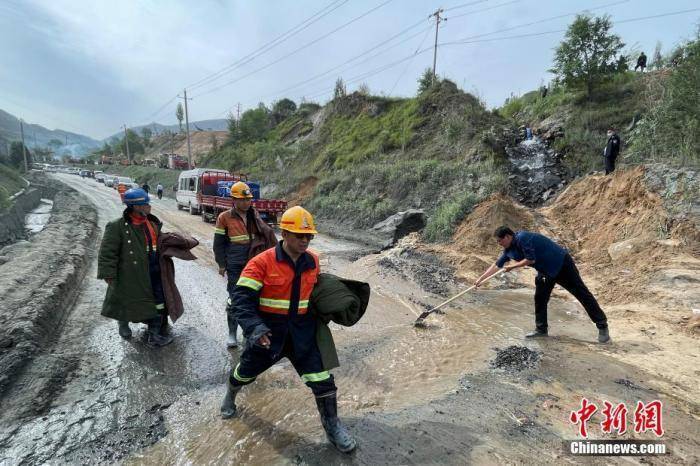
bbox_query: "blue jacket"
[496,231,567,278]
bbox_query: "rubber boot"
[118,321,132,339]
[160,313,172,336]
[145,317,173,348]
[315,393,357,453]
[220,383,242,419]
[226,300,239,348]
[525,329,549,338]
[598,327,611,343]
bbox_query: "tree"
[9,141,32,170]
[417,68,435,94]
[357,83,370,96]
[550,14,624,98]
[651,41,663,70]
[238,106,270,143]
[115,129,145,158]
[176,102,184,132]
[333,77,346,100]
[271,98,297,125]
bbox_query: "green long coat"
[97,210,163,322]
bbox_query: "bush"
[423,191,480,242]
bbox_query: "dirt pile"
[286,176,318,207]
[429,193,535,282]
[491,346,540,371]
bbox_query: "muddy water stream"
[2,174,698,465]
[24,198,53,234]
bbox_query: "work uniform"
[603,133,621,175]
[229,242,335,397]
[496,231,608,333]
[214,208,253,339]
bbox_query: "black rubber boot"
[226,300,239,348]
[220,383,242,419]
[118,321,132,339]
[598,327,611,343]
[525,329,549,338]
[315,393,357,453]
[145,317,173,348]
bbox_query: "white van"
[176,168,229,214]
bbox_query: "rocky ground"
[0,170,698,464]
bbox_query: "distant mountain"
[104,119,229,142]
[0,108,101,158]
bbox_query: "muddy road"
[1,174,698,465]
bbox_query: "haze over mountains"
[0,107,228,158]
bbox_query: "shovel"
[413,269,506,327]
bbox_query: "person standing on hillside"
[97,188,173,347]
[213,181,276,348]
[475,226,610,343]
[635,52,647,72]
[156,182,164,200]
[219,206,357,453]
[603,128,621,175]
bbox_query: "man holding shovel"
[475,226,610,343]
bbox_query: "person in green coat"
[97,188,173,347]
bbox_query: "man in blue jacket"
[475,226,610,343]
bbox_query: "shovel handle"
[415,269,505,322]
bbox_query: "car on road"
[104,175,118,187]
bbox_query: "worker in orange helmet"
[220,206,356,453]
[213,181,276,348]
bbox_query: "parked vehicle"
[176,169,287,224]
[104,175,118,187]
[95,172,106,183]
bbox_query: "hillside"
[103,119,228,142]
[203,80,516,240]
[0,109,100,157]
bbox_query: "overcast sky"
[1,0,698,139]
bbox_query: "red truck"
[178,169,287,225]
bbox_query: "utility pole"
[181,89,193,169]
[19,119,29,172]
[430,8,445,84]
[236,102,241,128]
[123,124,131,165]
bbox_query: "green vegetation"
[0,164,27,210]
[629,32,700,166]
[551,14,625,98]
[202,78,510,241]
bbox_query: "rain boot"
[220,383,242,419]
[315,393,357,453]
[598,327,611,343]
[118,321,132,339]
[226,300,239,348]
[145,317,173,348]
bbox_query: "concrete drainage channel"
[0,175,98,398]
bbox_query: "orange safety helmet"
[230,181,253,199]
[280,206,318,234]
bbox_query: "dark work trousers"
[534,254,608,332]
[226,269,243,334]
[605,156,616,175]
[230,333,337,398]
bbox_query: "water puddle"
[25,198,53,234]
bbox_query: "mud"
[1,171,699,464]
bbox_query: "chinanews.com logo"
[566,398,668,456]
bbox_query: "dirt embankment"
[0,176,98,398]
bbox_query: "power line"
[305,5,696,102]
[187,0,349,91]
[191,0,396,99]
[221,0,518,115]
[443,0,490,12]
